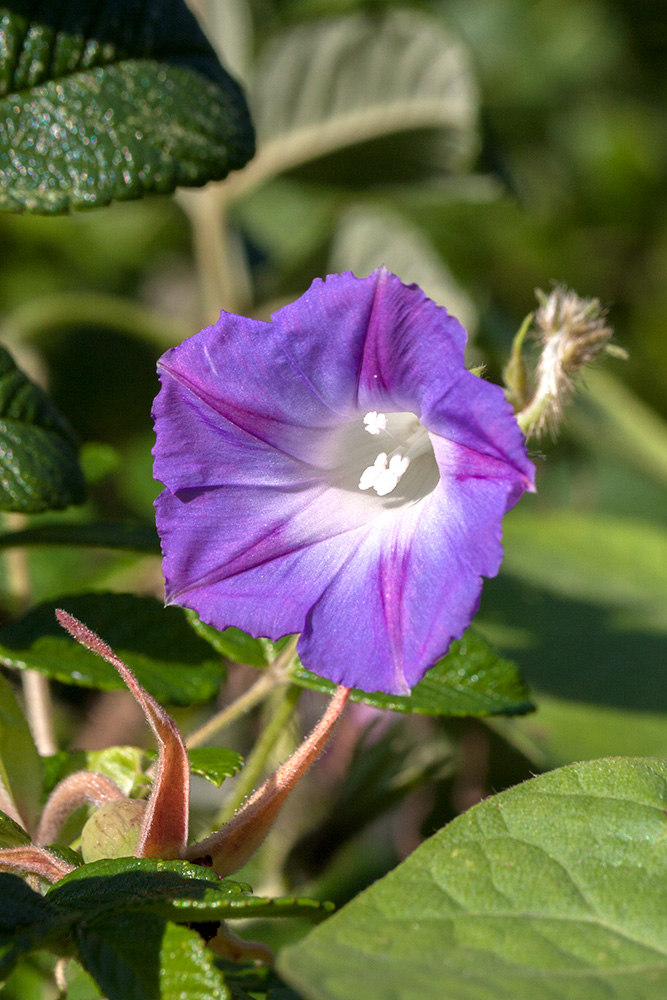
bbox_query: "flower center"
[357,411,438,500]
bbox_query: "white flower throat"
[358,411,432,497]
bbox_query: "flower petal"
[153,269,535,694]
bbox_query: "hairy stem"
[217,684,302,825]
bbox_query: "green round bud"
[81,798,147,863]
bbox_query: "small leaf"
[237,9,478,195]
[294,629,532,717]
[187,748,244,787]
[0,809,31,848]
[0,593,225,705]
[279,757,667,1000]
[0,345,85,512]
[0,670,43,832]
[0,0,255,214]
[86,746,147,798]
[76,916,230,1000]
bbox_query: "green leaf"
[0,809,31,847]
[0,345,85,512]
[279,757,667,1000]
[86,746,147,797]
[76,916,230,1000]
[0,520,160,552]
[185,610,271,668]
[502,509,667,632]
[293,629,532,717]
[0,594,225,705]
[0,873,63,978]
[48,856,332,923]
[187,748,244,787]
[0,670,42,832]
[234,9,478,196]
[0,0,254,214]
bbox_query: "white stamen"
[363,411,387,435]
[358,451,410,496]
[358,452,388,491]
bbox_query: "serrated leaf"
[187,748,244,787]
[185,610,270,667]
[0,520,160,552]
[0,809,31,848]
[48,856,332,924]
[0,594,225,705]
[235,9,478,195]
[0,345,85,512]
[0,670,42,833]
[0,0,254,214]
[76,916,230,1000]
[280,757,667,1000]
[293,629,532,717]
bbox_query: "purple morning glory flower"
[153,269,535,695]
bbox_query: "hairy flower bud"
[517,286,621,438]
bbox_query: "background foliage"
[0,0,666,997]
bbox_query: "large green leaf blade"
[279,757,667,1000]
[0,593,225,705]
[0,0,254,214]
[236,9,478,194]
[0,346,85,512]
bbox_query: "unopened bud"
[516,286,622,438]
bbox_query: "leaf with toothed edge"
[0,345,85,512]
[0,0,255,214]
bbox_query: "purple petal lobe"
[153,269,535,695]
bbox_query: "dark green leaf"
[0,809,31,847]
[76,916,230,1000]
[0,594,225,705]
[279,757,667,1000]
[0,345,85,512]
[187,748,244,787]
[0,520,160,552]
[0,670,42,832]
[293,629,533,717]
[49,856,332,924]
[0,873,64,977]
[0,0,254,214]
